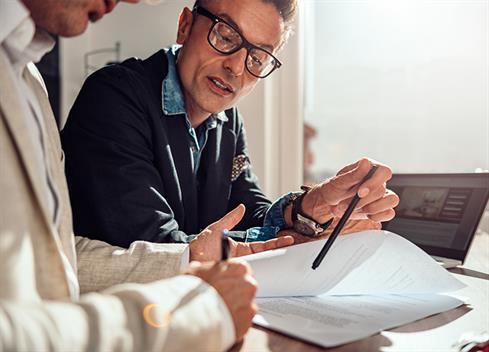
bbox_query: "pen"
[221,229,230,261]
[312,165,378,270]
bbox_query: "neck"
[184,93,211,129]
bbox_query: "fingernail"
[358,188,369,197]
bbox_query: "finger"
[208,204,246,231]
[230,242,252,258]
[277,230,310,244]
[368,209,396,222]
[330,158,373,192]
[356,184,387,209]
[333,186,384,216]
[336,157,379,176]
[335,159,361,176]
[249,241,265,253]
[183,261,201,275]
[275,235,294,247]
[223,261,249,276]
[251,235,294,253]
[340,219,382,235]
[259,238,287,251]
[358,189,399,214]
[357,164,392,199]
[245,274,258,295]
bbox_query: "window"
[302,0,488,183]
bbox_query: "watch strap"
[291,191,307,223]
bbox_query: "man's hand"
[190,204,245,262]
[190,204,294,262]
[299,158,399,225]
[229,236,294,257]
[185,261,257,342]
[279,219,382,244]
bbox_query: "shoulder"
[65,51,169,131]
[83,49,168,99]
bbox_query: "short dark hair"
[193,0,298,43]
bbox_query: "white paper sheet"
[238,230,465,297]
[237,230,466,347]
[254,294,463,348]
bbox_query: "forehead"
[203,0,285,51]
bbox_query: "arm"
[0,275,234,352]
[77,205,294,288]
[75,236,189,293]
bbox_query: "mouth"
[207,76,235,96]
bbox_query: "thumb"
[209,204,246,231]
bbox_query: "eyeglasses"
[192,5,282,79]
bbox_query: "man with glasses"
[61,0,399,260]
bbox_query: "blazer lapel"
[0,50,54,232]
[164,115,199,231]
[24,63,78,270]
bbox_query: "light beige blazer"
[0,47,232,351]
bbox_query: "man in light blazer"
[0,0,294,350]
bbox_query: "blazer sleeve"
[227,112,272,230]
[0,275,235,352]
[75,236,189,293]
[61,65,191,248]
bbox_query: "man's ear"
[176,7,193,45]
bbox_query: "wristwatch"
[291,186,333,237]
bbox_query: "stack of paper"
[238,230,465,348]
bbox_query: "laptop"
[384,173,489,268]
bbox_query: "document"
[238,230,465,348]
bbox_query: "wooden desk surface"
[235,231,489,352]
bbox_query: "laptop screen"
[384,173,489,263]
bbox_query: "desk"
[236,231,489,352]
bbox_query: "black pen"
[221,229,230,261]
[312,165,378,270]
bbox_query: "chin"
[204,97,235,114]
[56,17,89,37]
[205,103,230,115]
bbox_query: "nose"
[223,48,247,77]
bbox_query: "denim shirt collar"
[162,45,228,123]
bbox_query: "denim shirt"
[162,45,293,242]
[162,45,228,175]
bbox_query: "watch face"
[293,220,316,237]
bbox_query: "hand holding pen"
[297,158,399,229]
[312,165,379,269]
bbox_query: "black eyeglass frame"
[192,5,282,79]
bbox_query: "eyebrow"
[217,12,276,52]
